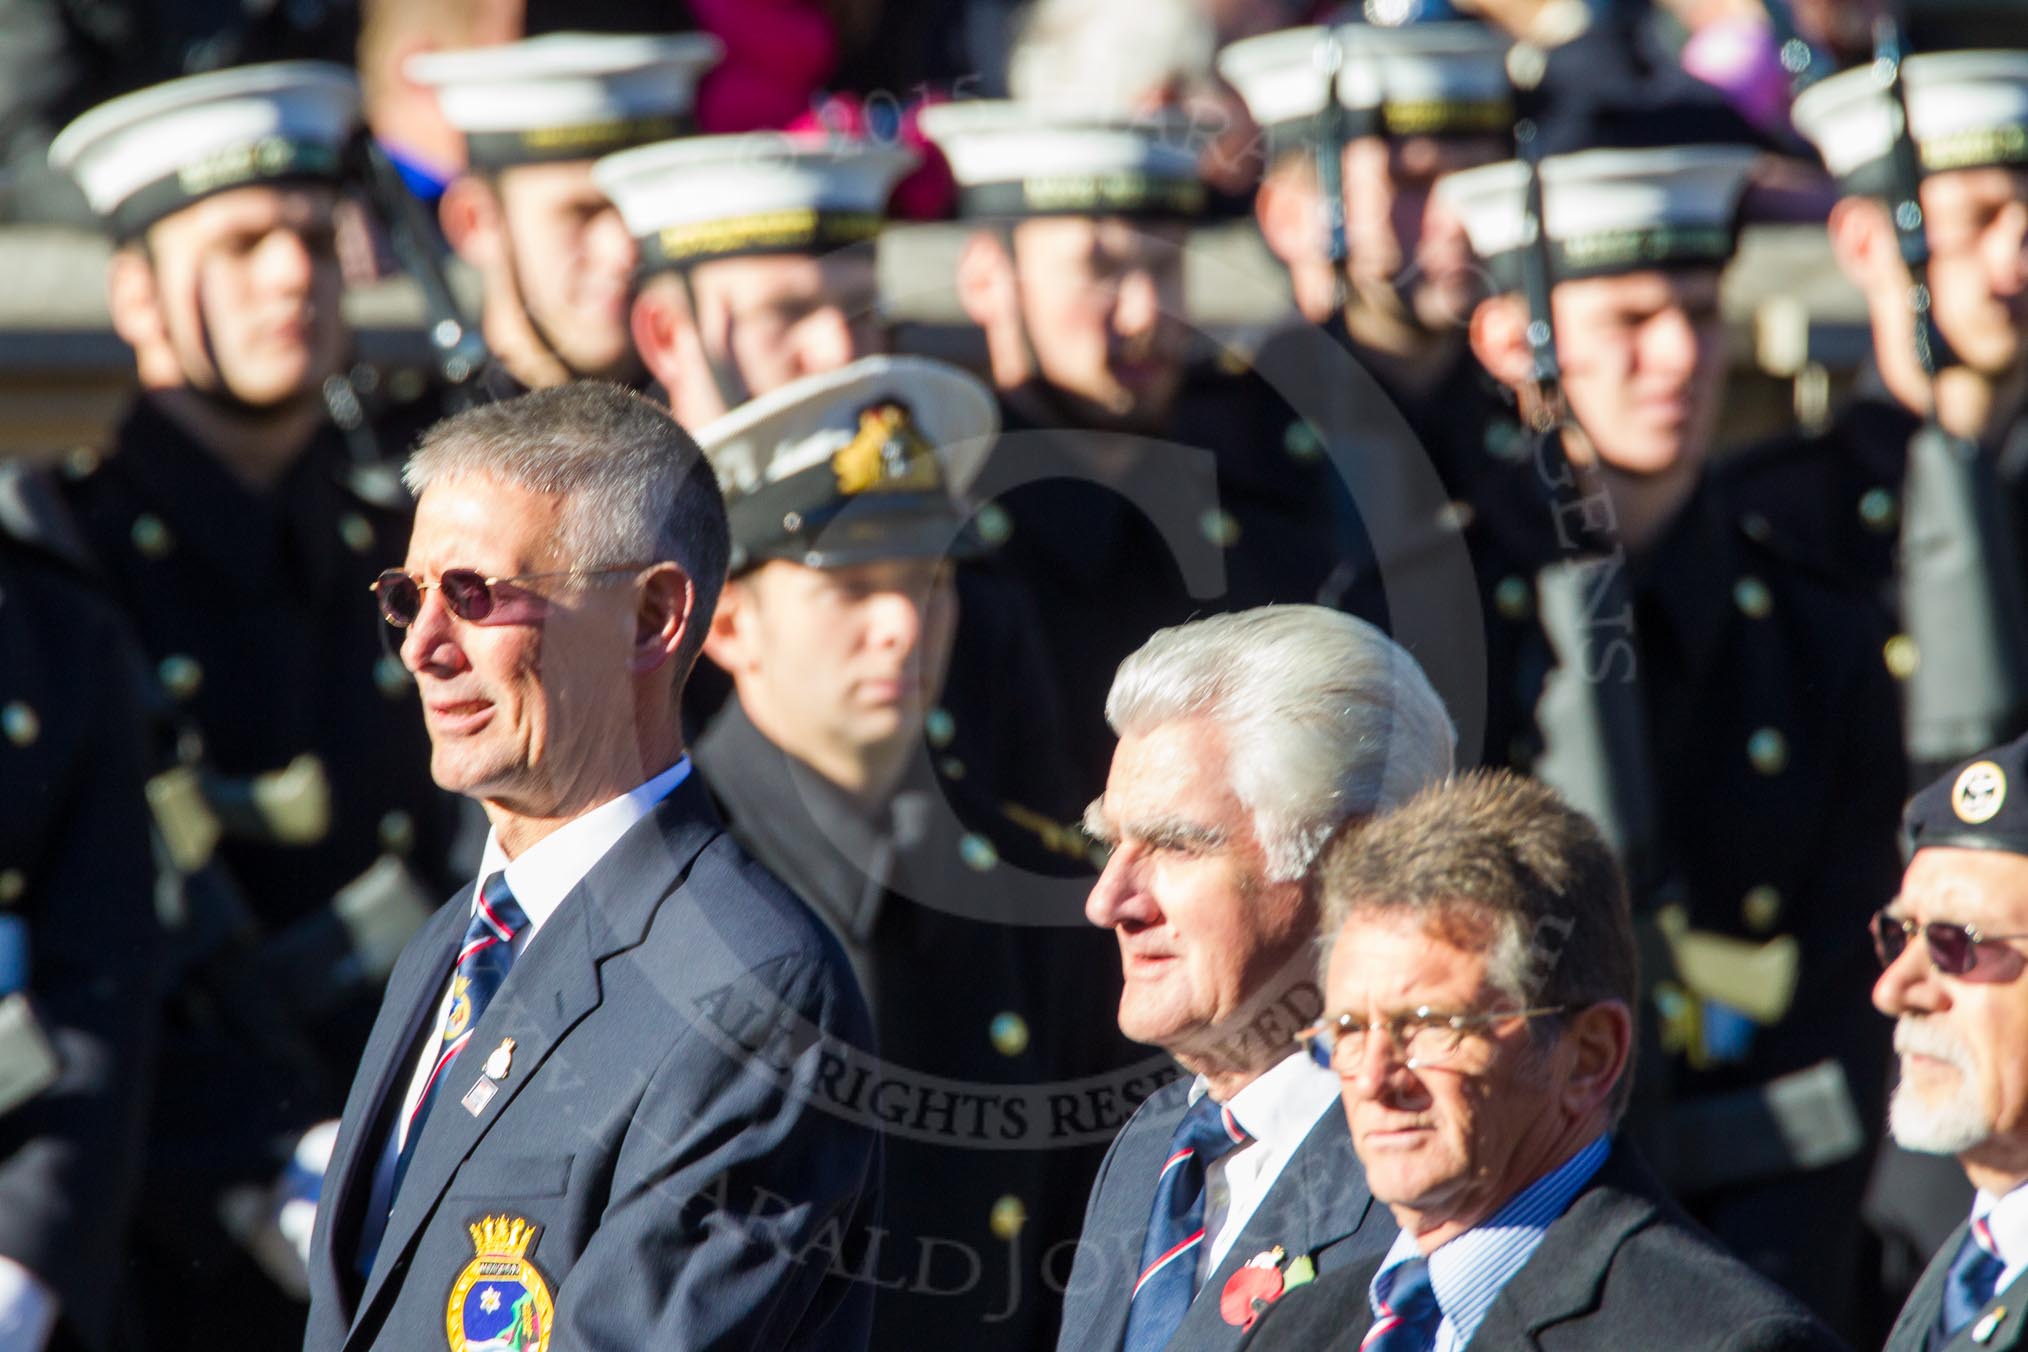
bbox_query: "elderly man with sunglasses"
[305,382,879,1352]
[1874,732,2028,1352]
[1227,772,1841,1352]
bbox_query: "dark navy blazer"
[1055,1072,1394,1352]
[303,774,879,1351]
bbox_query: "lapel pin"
[485,1037,516,1082]
[461,1077,498,1116]
[1974,1306,2007,1344]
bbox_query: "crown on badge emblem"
[832,403,941,496]
[469,1214,538,1258]
[1954,760,2008,825]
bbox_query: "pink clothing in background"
[1682,18,1793,135]
[692,0,838,132]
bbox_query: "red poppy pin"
[1221,1247,1294,1330]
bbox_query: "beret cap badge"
[1954,761,2008,825]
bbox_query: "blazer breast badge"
[446,1214,554,1351]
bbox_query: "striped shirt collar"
[1369,1133,1612,1350]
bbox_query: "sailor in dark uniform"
[408,31,724,397]
[0,464,165,1352]
[47,63,465,1348]
[1726,46,2028,1332]
[1439,107,1907,1337]
[1218,17,1526,508]
[922,102,1355,795]
[688,355,1150,1351]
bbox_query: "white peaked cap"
[50,61,358,235]
[1437,145,1761,285]
[1791,50,2028,191]
[407,31,723,167]
[593,133,917,271]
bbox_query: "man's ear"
[439,174,503,268]
[1256,159,1325,267]
[700,576,754,679]
[106,243,165,353]
[1826,194,1897,294]
[1468,292,1534,391]
[955,229,1016,330]
[631,277,693,397]
[1557,1000,1633,1120]
[631,563,693,676]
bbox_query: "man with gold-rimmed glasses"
[1874,732,2028,1351]
[1231,771,1838,1350]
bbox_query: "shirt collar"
[1971,1180,2028,1269]
[474,758,691,940]
[1369,1133,1613,1344]
[1188,1050,1342,1149]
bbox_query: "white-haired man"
[1875,731,2028,1351]
[1060,605,1452,1352]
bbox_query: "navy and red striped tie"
[1362,1257,1440,1352]
[1937,1216,2006,1345]
[1122,1094,1251,1351]
[389,872,527,1202]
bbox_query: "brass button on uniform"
[1200,509,1241,549]
[378,810,416,856]
[339,512,376,554]
[959,833,999,872]
[990,1012,1029,1058]
[1741,885,1783,935]
[0,870,23,905]
[1739,512,1773,543]
[158,655,203,701]
[990,1195,1027,1242]
[1283,421,1323,461]
[1747,728,1789,776]
[374,654,411,698]
[1732,576,1772,620]
[1858,488,1898,533]
[938,756,966,781]
[1495,575,1533,621]
[975,503,1013,545]
[2,702,39,747]
[131,514,173,558]
[925,708,956,749]
[1884,634,1920,680]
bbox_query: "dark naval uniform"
[59,399,464,1347]
[1471,444,1906,1331]
[970,377,1358,794]
[696,699,1156,1352]
[0,468,165,1352]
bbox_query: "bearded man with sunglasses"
[304,382,878,1351]
[1230,771,1840,1352]
[1874,733,2028,1352]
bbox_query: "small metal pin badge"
[461,1078,497,1116]
[1974,1307,2008,1344]
[484,1037,515,1082]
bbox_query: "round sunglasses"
[1870,907,2028,976]
[370,566,644,628]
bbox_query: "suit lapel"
[1481,1145,1664,1345]
[313,885,471,1320]
[1174,1102,1372,1348]
[1885,1222,1966,1352]
[1940,1253,2028,1352]
[1063,1083,1190,1352]
[347,778,723,1341]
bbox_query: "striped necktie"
[1122,1095,1250,1352]
[391,873,527,1201]
[1363,1257,1440,1352]
[1936,1216,2006,1347]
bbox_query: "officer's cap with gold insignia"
[1903,732,2028,859]
[593,134,917,275]
[919,100,1207,221]
[1791,51,2028,197]
[407,31,723,171]
[1438,144,1760,291]
[696,355,998,574]
[1217,21,1512,157]
[49,61,359,239]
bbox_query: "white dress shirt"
[359,759,691,1237]
[1972,1178,2028,1296]
[1194,1051,1344,1282]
